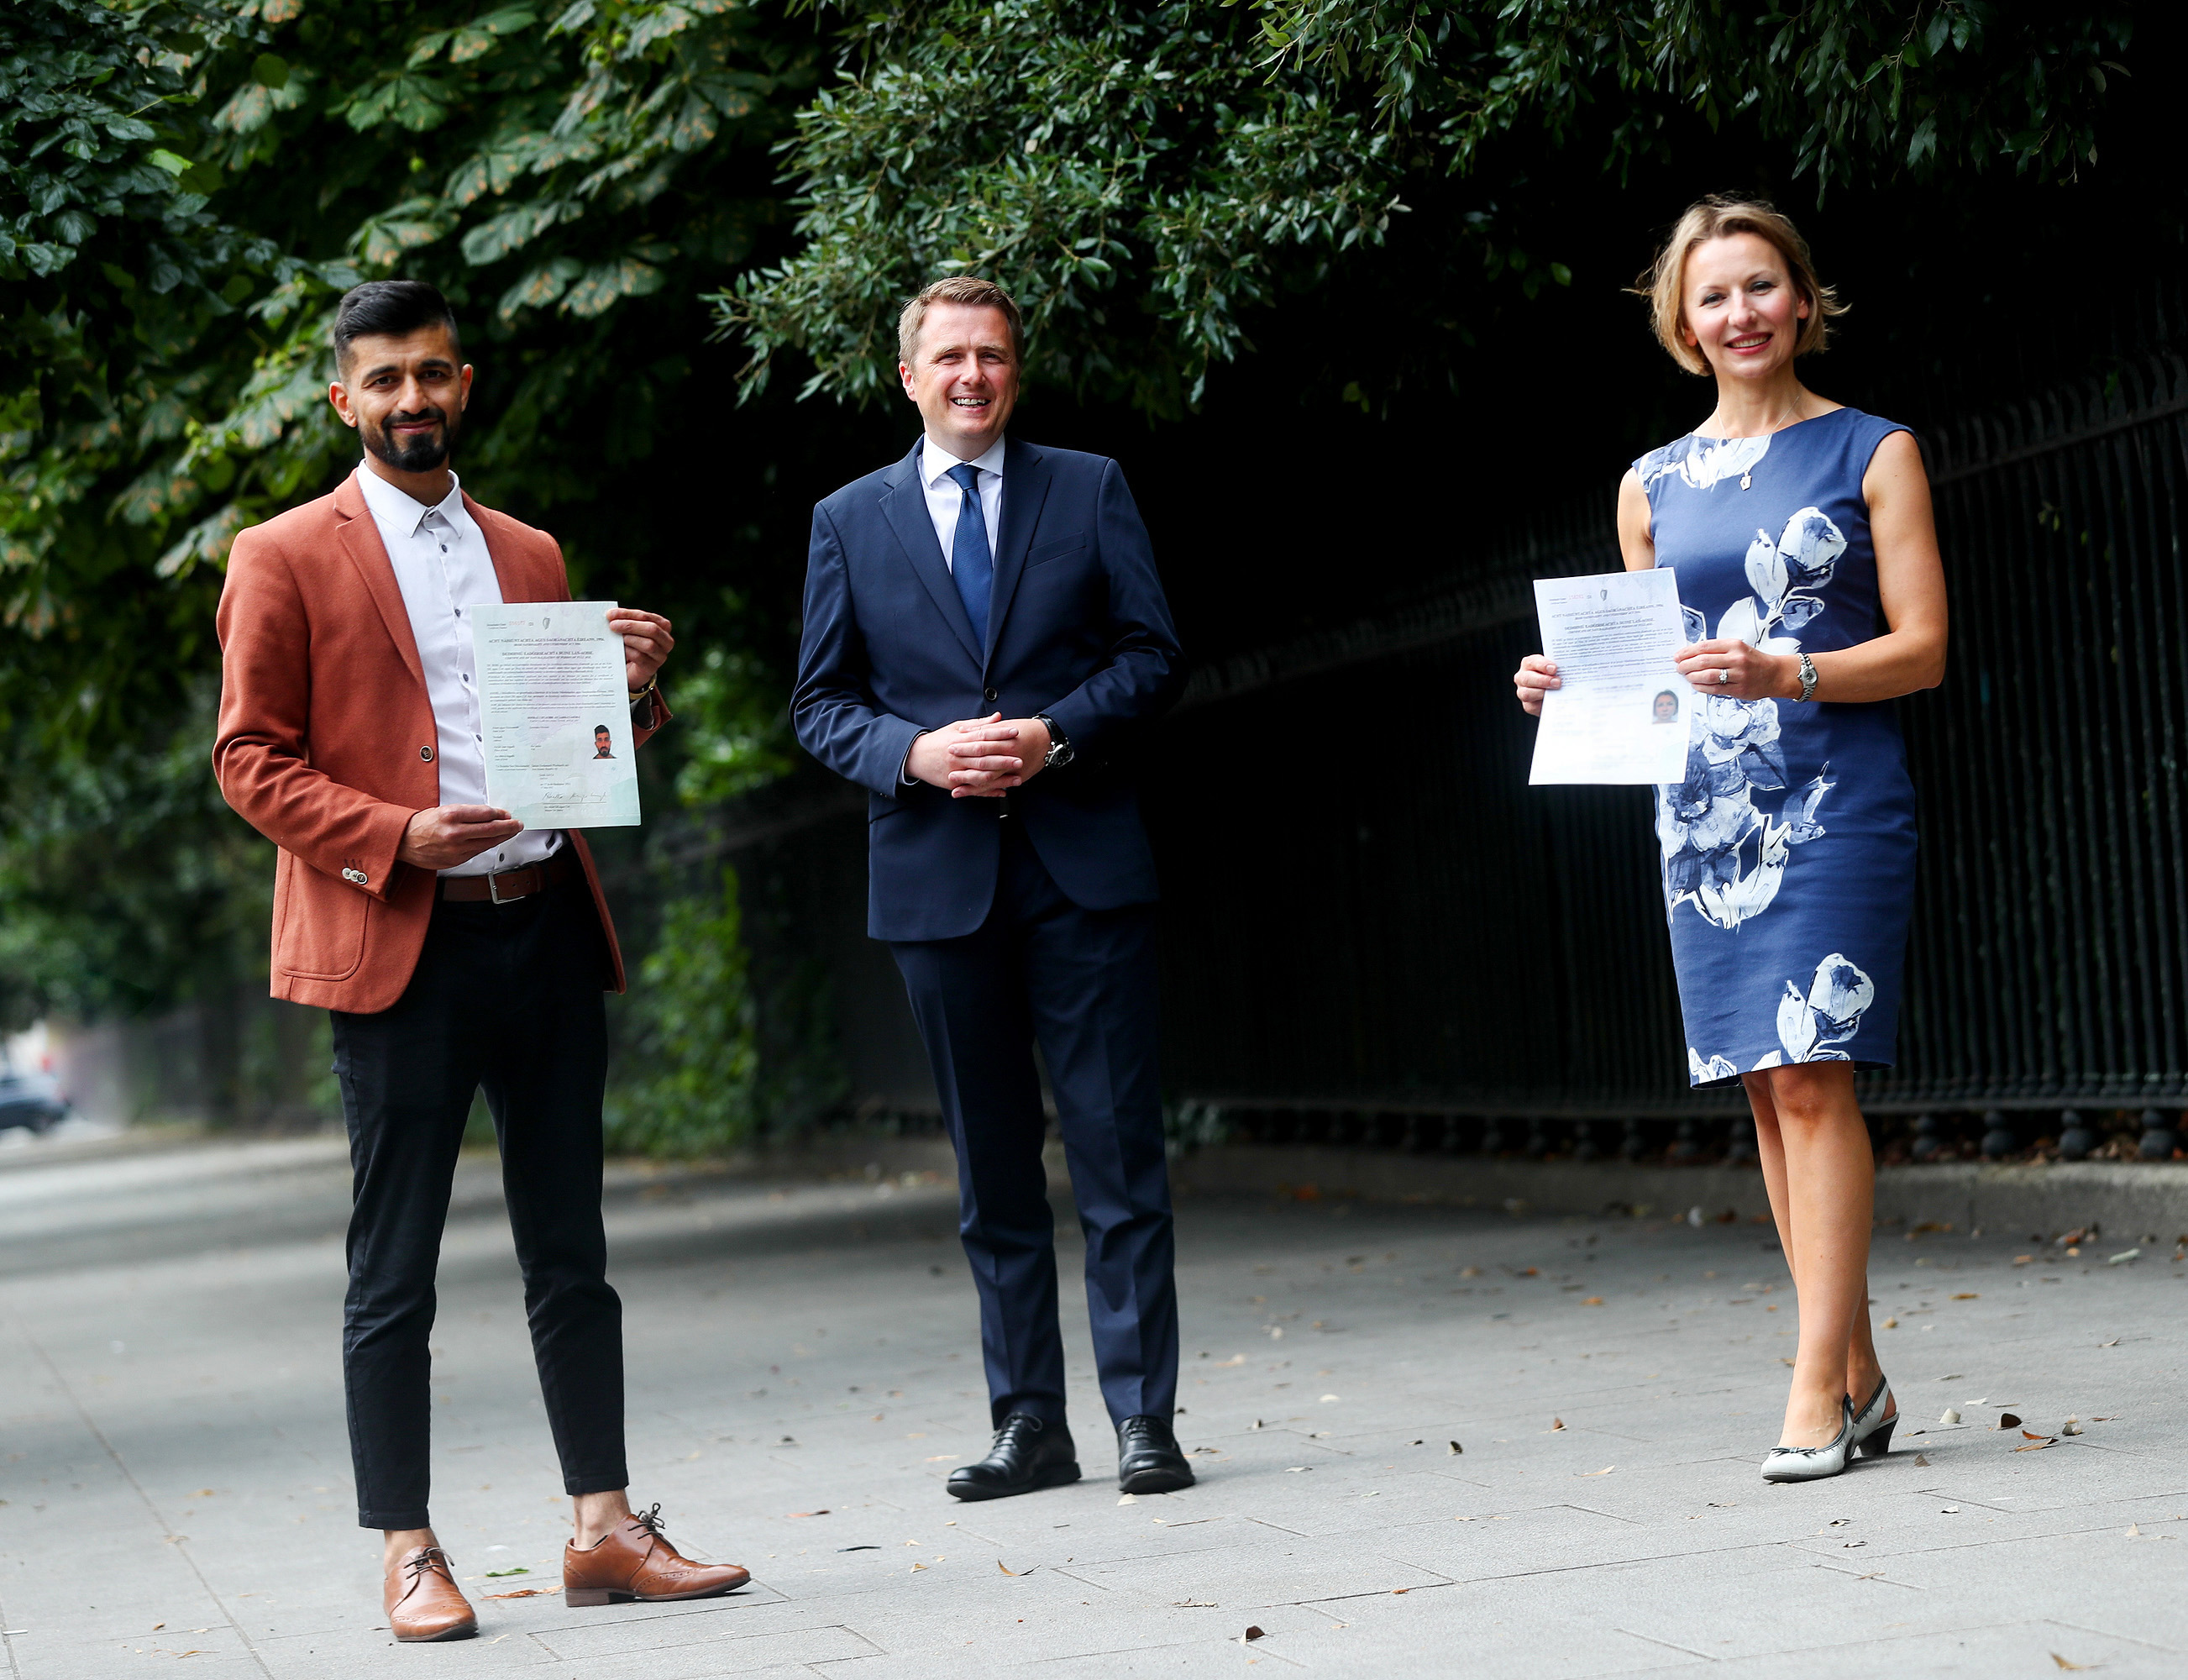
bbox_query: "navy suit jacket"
[793,436,1184,942]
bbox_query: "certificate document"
[472,601,642,828]
[1528,569,1697,785]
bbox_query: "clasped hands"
[1514,638,1801,714]
[906,713,1052,798]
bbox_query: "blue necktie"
[946,462,992,650]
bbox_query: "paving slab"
[0,1132,2182,1677]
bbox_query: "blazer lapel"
[982,437,1052,662]
[333,475,426,689]
[879,441,983,664]
[464,493,544,604]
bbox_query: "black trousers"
[330,877,627,1529]
[890,821,1179,1431]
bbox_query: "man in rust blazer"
[215,281,748,1641]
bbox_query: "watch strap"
[1035,712,1073,769]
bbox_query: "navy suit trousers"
[890,821,1179,1431]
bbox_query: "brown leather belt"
[438,848,580,904]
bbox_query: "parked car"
[0,1066,70,1136]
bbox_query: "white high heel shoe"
[1761,1396,1856,1483]
[1848,1373,1897,1458]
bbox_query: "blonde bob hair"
[897,275,1026,367]
[1639,196,1844,376]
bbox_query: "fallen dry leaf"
[2099,1338,2121,1347]
[998,1561,1031,1576]
[483,1588,554,1601]
[1174,1599,1217,1608]
[2014,1431,2059,1452]
[1939,1410,1961,1424]
[1213,1355,1246,1367]
[2051,1655,2093,1671]
[1243,1625,1267,1642]
[1882,1317,1899,1329]
[2014,1255,2034,1265]
[1577,1466,1615,1477]
[1550,1417,1566,1431]
[1580,1296,1604,1306]
[1998,1414,2023,1430]
[2062,1419,2084,1436]
[2126,1525,2142,1538]
[1447,1441,1463,1456]
[924,1454,952,1462]
[1913,1454,1932,1467]
[787,1510,830,1518]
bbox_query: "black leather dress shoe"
[946,1413,1080,1502]
[1116,1415,1195,1494]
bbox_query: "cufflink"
[420,745,434,761]
[343,867,369,885]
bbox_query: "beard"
[361,405,460,474]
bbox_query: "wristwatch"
[1034,713,1073,769]
[1795,652,1819,702]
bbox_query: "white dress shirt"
[918,433,1005,570]
[896,435,1010,786]
[353,465,563,878]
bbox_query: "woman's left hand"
[1675,638,1795,702]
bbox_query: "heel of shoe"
[563,1587,622,1608]
[1859,1417,1897,1458]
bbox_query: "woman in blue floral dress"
[1515,198,1948,1483]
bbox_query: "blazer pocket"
[275,857,370,982]
[1023,535,1087,570]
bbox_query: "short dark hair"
[333,280,462,372]
[595,723,610,734]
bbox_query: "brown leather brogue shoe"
[563,1504,751,1606]
[383,1546,477,1643]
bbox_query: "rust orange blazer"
[213,473,662,1014]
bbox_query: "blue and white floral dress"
[1634,407,1918,1088]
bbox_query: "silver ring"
[1718,668,1731,684]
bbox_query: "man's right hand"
[398,805,524,870]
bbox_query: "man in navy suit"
[794,276,1192,1499]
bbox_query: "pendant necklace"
[1709,396,1808,491]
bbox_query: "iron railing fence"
[1146,351,2188,1136]
[690,350,2188,1162]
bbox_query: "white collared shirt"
[352,464,564,878]
[918,433,1005,570]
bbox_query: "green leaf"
[496,255,583,318]
[252,53,291,90]
[562,255,663,316]
[145,149,192,177]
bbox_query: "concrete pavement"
[3,1131,2184,1677]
